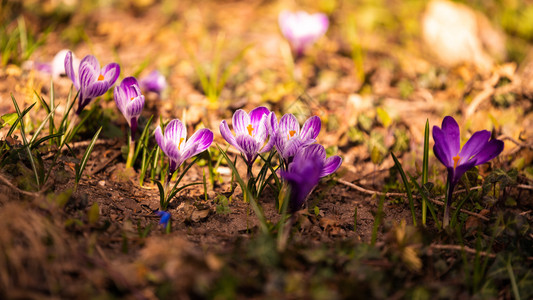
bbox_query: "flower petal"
[321,155,342,177]
[125,95,145,120]
[185,128,213,154]
[298,144,326,162]
[101,63,120,86]
[459,130,491,162]
[440,116,460,158]
[471,139,504,166]
[154,126,166,152]
[164,119,187,147]
[83,81,110,99]
[113,85,127,115]
[432,126,453,167]
[232,109,251,136]
[278,114,300,135]
[220,120,240,150]
[249,106,270,130]
[300,116,321,140]
[236,134,261,164]
[64,51,78,89]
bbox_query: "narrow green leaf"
[153,179,165,209]
[11,95,40,187]
[391,152,416,226]
[217,144,269,235]
[422,119,429,225]
[75,126,102,186]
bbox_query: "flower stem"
[443,181,455,227]
[125,127,136,168]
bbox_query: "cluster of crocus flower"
[278,10,329,57]
[433,116,504,226]
[220,107,342,212]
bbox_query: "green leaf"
[88,202,100,225]
[75,126,102,188]
[391,152,417,226]
[376,107,392,128]
[1,112,18,127]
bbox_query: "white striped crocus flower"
[270,113,321,164]
[114,77,145,135]
[64,51,120,115]
[155,119,213,175]
[219,107,273,166]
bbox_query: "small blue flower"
[156,210,171,227]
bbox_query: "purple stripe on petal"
[164,119,186,145]
[80,55,100,72]
[321,155,342,177]
[279,114,300,136]
[249,106,270,130]
[459,130,491,162]
[299,144,326,162]
[267,112,278,135]
[220,120,240,151]
[64,51,79,89]
[236,135,260,164]
[186,128,213,154]
[84,81,109,99]
[125,96,144,120]
[283,138,303,160]
[154,126,165,152]
[232,109,250,136]
[102,63,120,86]
[113,85,127,115]
[300,116,321,141]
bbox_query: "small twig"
[517,184,533,191]
[0,173,40,197]
[338,179,489,221]
[42,139,119,159]
[87,151,122,176]
[430,244,533,261]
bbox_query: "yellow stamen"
[178,137,184,149]
[98,74,105,81]
[287,130,296,140]
[130,97,134,101]
[247,124,254,136]
[453,155,461,170]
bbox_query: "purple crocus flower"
[155,119,213,175]
[114,77,145,134]
[278,10,329,57]
[280,144,342,212]
[139,70,167,94]
[219,107,273,166]
[64,51,120,115]
[433,116,504,226]
[270,113,321,164]
[156,210,171,227]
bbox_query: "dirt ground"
[1,0,533,299]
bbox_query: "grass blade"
[74,126,102,190]
[391,152,417,226]
[409,174,441,229]
[11,95,40,187]
[422,119,429,225]
[217,144,268,235]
